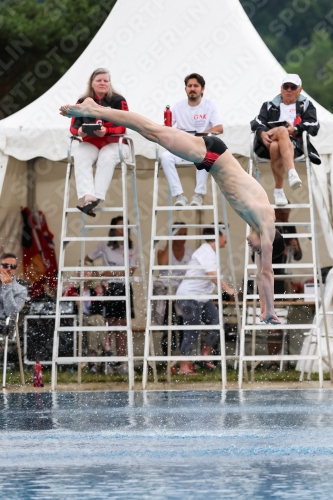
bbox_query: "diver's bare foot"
[260,312,281,325]
[60,98,98,118]
[179,361,197,375]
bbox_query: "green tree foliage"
[240,0,333,111]
[284,31,333,112]
[0,0,116,119]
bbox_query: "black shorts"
[274,279,286,296]
[256,135,304,160]
[104,283,135,319]
[194,136,228,172]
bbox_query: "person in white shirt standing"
[176,225,234,375]
[156,222,193,358]
[160,73,223,207]
[251,74,320,207]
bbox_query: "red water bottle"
[164,105,172,127]
[33,361,44,387]
[293,115,302,137]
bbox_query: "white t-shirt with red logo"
[279,103,296,125]
[172,98,222,133]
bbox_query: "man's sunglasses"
[282,83,298,91]
[1,263,17,270]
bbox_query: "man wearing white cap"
[251,74,321,206]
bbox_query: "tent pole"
[0,153,9,198]
[27,159,37,210]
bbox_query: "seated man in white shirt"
[251,74,320,206]
[176,225,234,375]
[160,73,223,207]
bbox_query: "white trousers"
[160,150,209,197]
[74,142,129,200]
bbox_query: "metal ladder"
[238,131,332,388]
[51,135,146,391]
[142,145,241,389]
[299,269,333,381]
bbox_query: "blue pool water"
[1,390,333,499]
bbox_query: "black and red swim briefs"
[194,136,228,172]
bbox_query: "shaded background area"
[0,0,333,119]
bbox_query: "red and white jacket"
[70,93,128,149]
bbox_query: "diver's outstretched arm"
[256,233,280,324]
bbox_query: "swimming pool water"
[1,390,333,499]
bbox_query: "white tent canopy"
[1,0,333,255]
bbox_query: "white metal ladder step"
[63,236,126,242]
[241,354,320,361]
[65,207,125,213]
[153,235,222,241]
[242,323,316,331]
[246,294,317,299]
[271,203,310,209]
[247,263,315,269]
[155,205,215,211]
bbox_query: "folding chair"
[2,313,25,388]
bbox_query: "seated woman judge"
[70,68,129,217]
[85,216,137,374]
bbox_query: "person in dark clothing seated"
[268,206,302,369]
[273,206,302,295]
[251,74,320,207]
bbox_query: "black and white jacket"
[250,94,321,165]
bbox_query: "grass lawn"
[2,364,330,387]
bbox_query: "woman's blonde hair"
[81,68,119,99]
